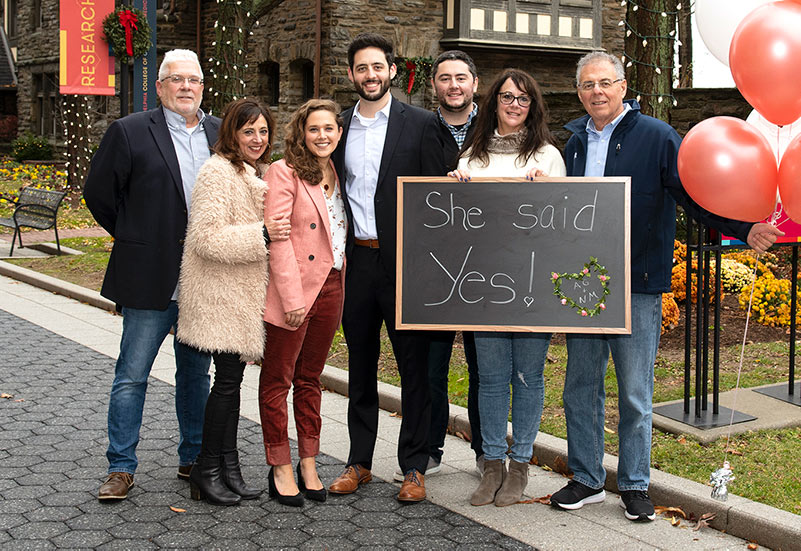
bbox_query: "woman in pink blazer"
[259,99,346,507]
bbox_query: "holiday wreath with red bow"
[102,6,152,65]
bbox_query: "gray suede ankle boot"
[470,459,506,506]
[494,459,529,507]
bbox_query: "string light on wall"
[61,95,93,191]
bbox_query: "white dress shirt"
[344,96,393,240]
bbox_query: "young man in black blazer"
[328,33,445,502]
[84,49,220,501]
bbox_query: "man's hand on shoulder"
[746,223,784,254]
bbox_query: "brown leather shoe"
[397,469,425,503]
[328,465,372,495]
[98,472,134,501]
[177,464,192,481]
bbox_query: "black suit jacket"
[84,107,221,310]
[333,98,445,280]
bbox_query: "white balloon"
[745,109,801,203]
[746,109,801,162]
[696,0,773,67]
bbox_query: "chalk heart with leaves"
[551,257,611,317]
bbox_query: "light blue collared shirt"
[584,103,631,177]
[163,106,211,215]
[163,106,211,301]
[344,96,393,240]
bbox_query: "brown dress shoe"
[397,469,425,503]
[177,464,193,481]
[98,472,134,501]
[328,465,372,495]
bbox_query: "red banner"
[59,0,116,95]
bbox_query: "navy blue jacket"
[564,100,752,294]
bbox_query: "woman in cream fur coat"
[178,98,288,506]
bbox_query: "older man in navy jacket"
[549,51,782,522]
[84,49,220,501]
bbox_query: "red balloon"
[678,117,777,222]
[778,134,801,223]
[729,2,801,126]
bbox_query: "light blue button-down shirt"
[583,103,631,177]
[344,96,392,240]
[163,106,211,215]
[163,106,210,300]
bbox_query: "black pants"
[428,331,482,461]
[199,351,246,459]
[342,246,431,474]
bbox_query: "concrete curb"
[3,259,800,550]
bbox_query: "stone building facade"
[7,0,749,152]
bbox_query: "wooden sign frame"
[396,176,631,333]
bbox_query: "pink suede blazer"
[263,159,345,330]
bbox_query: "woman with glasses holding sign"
[448,69,566,507]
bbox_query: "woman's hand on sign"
[447,169,472,182]
[285,307,306,328]
[525,168,548,181]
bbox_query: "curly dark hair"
[213,98,274,173]
[284,99,343,185]
[459,68,554,168]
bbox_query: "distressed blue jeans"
[474,332,551,463]
[563,292,662,491]
[106,302,211,474]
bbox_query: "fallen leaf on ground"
[14,399,24,402]
[747,544,758,550]
[389,411,400,417]
[454,431,469,441]
[518,494,552,505]
[693,512,716,531]
[1,393,13,399]
[603,426,616,434]
[553,456,571,476]
[671,516,681,527]
[169,506,185,513]
[677,436,687,445]
[540,464,553,472]
[530,456,540,466]
[724,447,744,456]
[655,505,687,518]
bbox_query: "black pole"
[683,217,692,414]
[713,243,722,414]
[788,245,798,396]
[694,223,703,418]
[701,228,710,410]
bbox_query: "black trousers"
[342,246,431,474]
[199,351,246,459]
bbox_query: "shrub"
[661,292,680,334]
[673,239,686,265]
[671,260,723,304]
[11,132,53,162]
[739,274,801,327]
[718,258,756,294]
[723,250,777,279]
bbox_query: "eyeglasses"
[161,74,204,86]
[578,78,623,92]
[498,92,532,107]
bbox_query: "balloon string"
[723,256,759,460]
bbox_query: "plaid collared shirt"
[437,103,478,148]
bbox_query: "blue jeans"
[428,331,481,462]
[563,292,662,491]
[107,302,211,474]
[474,332,550,464]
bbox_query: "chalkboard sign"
[396,177,631,333]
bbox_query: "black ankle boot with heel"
[221,451,261,500]
[297,462,327,502]
[268,466,304,507]
[189,455,241,506]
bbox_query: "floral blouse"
[323,182,347,271]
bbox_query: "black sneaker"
[619,490,656,521]
[550,479,606,510]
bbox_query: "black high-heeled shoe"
[268,466,304,507]
[297,462,327,502]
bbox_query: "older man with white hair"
[85,49,220,501]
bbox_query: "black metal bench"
[0,187,68,256]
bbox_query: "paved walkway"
[0,273,772,550]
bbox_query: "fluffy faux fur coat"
[177,154,269,361]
